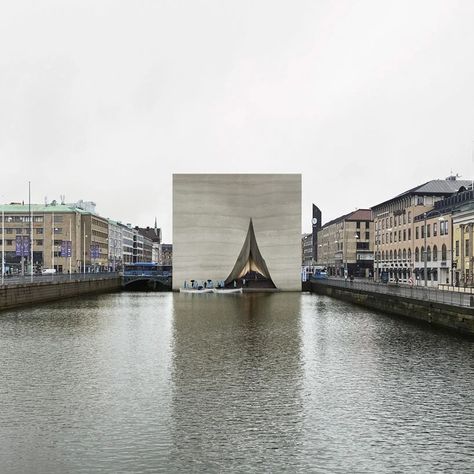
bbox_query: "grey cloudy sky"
[1,0,474,241]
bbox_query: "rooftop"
[372,177,472,210]
[0,203,91,214]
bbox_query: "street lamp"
[83,228,88,274]
[422,211,445,287]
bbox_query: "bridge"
[122,274,172,291]
[122,263,172,291]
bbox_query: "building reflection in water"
[167,293,305,470]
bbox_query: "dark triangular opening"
[225,219,276,289]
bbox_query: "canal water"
[0,292,473,473]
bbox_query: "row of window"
[0,228,44,234]
[377,211,412,230]
[0,216,44,223]
[415,221,449,239]
[377,244,450,262]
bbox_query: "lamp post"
[422,211,446,287]
[1,206,4,286]
[83,228,88,274]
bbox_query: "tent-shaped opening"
[225,219,276,289]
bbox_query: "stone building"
[371,177,471,285]
[0,202,108,274]
[452,190,474,287]
[317,209,374,277]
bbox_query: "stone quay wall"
[310,280,474,336]
[0,277,122,312]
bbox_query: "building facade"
[317,209,374,277]
[452,199,474,287]
[301,233,313,266]
[371,177,471,285]
[173,174,302,291]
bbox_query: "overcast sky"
[1,0,474,241]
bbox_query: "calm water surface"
[0,292,473,473]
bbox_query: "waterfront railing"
[0,272,121,287]
[313,278,474,308]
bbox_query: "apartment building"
[317,209,374,277]
[0,202,85,274]
[371,177,471,285]
[452,195,474,286]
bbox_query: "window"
[427,246,431,262]
[433,245,437,262]
[403,229,406,241]
[398,249,402,260]
[403,249,407,260]
[456,240,459,256]
[390,217,393,227]
[416,227,419,239]
[357,242,369,250]
[408,228,411,240]
[33,216,43,223]
[390,233,393,243]
[365,231,370,240]
[54,228,62,234]
[408,211,411,223]
[466,240,470,257]
[427,224,430,238]
[421,246,425,261]
[433,223,437,237]
[441,244,447,261]
[403,214,406,225]
[36,228,43,234]
[390,250,393,260]
[54,215,64,223]
[6,228,13,234]
[15,228,23,234]
[382,251,385,260]
[408,248,412,261]
[398,230,401,241]
[415,247,419,262]
[36,239,43,246]
[6,240,12,246]
[394,232,397,242]
[421,226,425,239]
[356,221,360,229]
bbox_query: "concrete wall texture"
[310,281,474,335]
[0,278,122,311]
[173,174,302,291]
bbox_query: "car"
[41,268,56,275]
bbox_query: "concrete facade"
[173,174,301,291]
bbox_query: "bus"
[123,262,172,278]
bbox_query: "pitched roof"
[321,209,372,228]
[373,179,472,209]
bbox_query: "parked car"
[41,268,56,275]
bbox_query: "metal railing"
[0,272,121,287]
[313,278,474,308]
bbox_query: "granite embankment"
[310,279,474,335]
[0,276,122,311]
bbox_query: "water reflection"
[0,292,473,473]
[168,293,305,471]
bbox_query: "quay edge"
[310,280,474,336]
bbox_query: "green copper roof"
[0,203,91,214]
